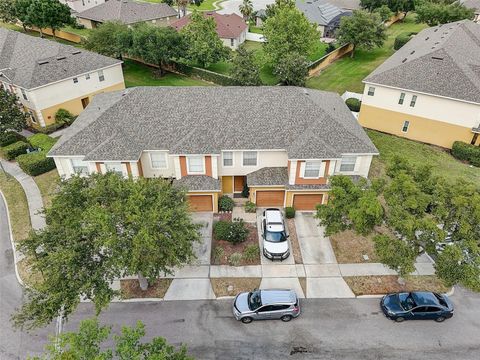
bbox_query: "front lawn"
[330,229,380,264]
[61,25,92,39]
[367,130,480,184]
[34,169,60,209]
[306,14,428,94]
[211,278,261,297]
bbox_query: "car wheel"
[435,316,446,323]
[281,315,292,322]
[241,317,253,324]
[395,317,405,323]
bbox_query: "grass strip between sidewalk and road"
[211,278,262,297]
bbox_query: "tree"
[415,2,474,26]
[374,4,393,22]
[181,11,230,68]
[15,0,34,32]
[130,23,184,76]
[24,0,73,38]
[13,173,200,330]
[360,0,386,12]
[176,0,189,17]
[0,88,27,134]
[373,234,417,277]
[336,10,387,58]
[239,0,254,21]
[230,45,261,85]
[84,21,132,60]
[262,3,318,64]
[265,0,295,18]
[162,0,174,6]
[273,52,309,86]
[32,318,193,359]
[0,0,17,23]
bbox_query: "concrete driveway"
[190,212,213,266]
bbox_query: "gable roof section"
[77,0,178,24]
[171,12,247,38]
[364,20,480,104]
[0,28,121,89]
[460,0,480,13]
[296,0,351,26]
[49,87,378,161]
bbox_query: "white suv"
[261,208,290,260]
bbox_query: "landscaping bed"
[120,278,172,299]
[286,218,303,264]
[210,277,261,297]
[330,229,380,264]
[344,275,450,296]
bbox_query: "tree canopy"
[23,0,73,38]
[84,21,132,60]
[0,0,16,23]
[239,0,254,21]
[273,52,309,86]
[415,2,474,26]
[0,88,27,134]
[230,45,262,86]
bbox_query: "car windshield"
[265,230,287,242]
[248,290,262,310]
[400,294,416,311]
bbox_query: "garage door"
[187,195,213,212]
[293,194,323,211]
[256,190,285,207]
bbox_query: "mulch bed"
[287,218,303,264]
[214,212,232,222]
[210,278,262,297]
[344,275,450,296]
[211,223,260,266]
[120,278,172,299]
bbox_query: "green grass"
[61,25,92,38]
[205,61,232,75]
[34,170,60,209]
[367,130,480,184]
[306,14,428,94]
[249,25,263,34]
[123,59,212,87]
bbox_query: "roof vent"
[56,56,66,60]
[425,36,429,40]
[402,58,407,63]
[410,50,415,54]
[434,42,439,45]
[303,89,309,95]
[72,50,81,55]
[434,28,438,32]
[38,60,49,65]
[431,56,444,60]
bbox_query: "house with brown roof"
[172,12,248,49]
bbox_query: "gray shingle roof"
[247,167,289,186]
[296,0,352,26]
[460,0,480,12]
[48,86,378,160]
[77,0,178,25]
[364,20,480,103]
[173,176,221,191]
[0,28,121,89]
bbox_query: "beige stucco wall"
[139,151,176,179]
[217,150,289,176]
[332,155,373,178]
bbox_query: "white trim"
[149,152,168,169]
[302,160,322,179]
[221,149,285,152]
[241,151,258,167]
[186,155,206,175]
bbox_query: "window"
[85,73,90,80]
[271,304,291,311]
[187,156,204,174]
[71,158,89,175]
[223,151,233,167]
[150,152,167,169]
[410,95,417,107]
[398,92,405,105]
[367,87,375,96]
[98,70,105,82]
[21,89,28,100]
[230,39,234,47]
[303,161,321,178]
[105,162,123,176]
[339,156,356,172]
[29,111,37,123]
[402,120,410,133]
[73,77,78,84]
[258,305,274,313]
[242,151,257,166]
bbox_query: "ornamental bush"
[213,218,249,244]
[285,207,296,219]
[228,252,242,266]
[16,152,56,176]
[345,98,361,112]
[452,141,480,167]
[0,131,26,147]
[218,195,234,212]
[55,108,77,126]
[1,141,29,160]
[28,134,57,152]
[394,32,416,50]
[242,244,259,263]
[245,201,256,213]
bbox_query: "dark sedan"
[381,291,454,322]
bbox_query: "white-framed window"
[150,152,167,169]
[105,162,123,176]
[242,151,257,166]
[223,151,233,167]
[410,95,417,107]
[85,73,90,80]
[303,161,322,178]
[402,120,410,133]
[21,89,28,100]
[367,87,375,96]
[339,156,357,172]
[187,156,205,174]
[398,92,405,105]
[230,39,234,47]
[71,158,89,175]
[98,70,105,82]
[73,77,78,84]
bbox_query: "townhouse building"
[0,28,125,129]
[48,87,378,212]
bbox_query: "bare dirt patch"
[211,223,260,266]
[120,278,172,299]
[287,218,303,264]
[344,275,450,296]
[214,212,232,222]
[211,278,261,297]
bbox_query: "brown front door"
[187,195,213,212]
[256,190,285,207]
[293,194,323,211]
[234,176,246,192]
[81,97,90,109]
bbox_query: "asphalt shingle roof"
[296,0,352,26]
[364,20,480,103]
[247,167,289,186]
[49,86,378,161]
[173,176,221,191]
[0,28,121,89]
[171,12,247,39]
[77,0,178,25]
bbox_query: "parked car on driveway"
[261,208,290,260]
[233,289,300,323]
[381,291,454,322]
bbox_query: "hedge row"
[16,151,56,176]
[345,98,361,112]
[394,32,417,51]
[0,131,26,147]
[1,141,30,160]
[452,141,480,167]
[29,133,57,152]
[173,62,240,86]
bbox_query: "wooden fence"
[28,26,83,44]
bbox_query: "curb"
[445,286,455,297]
[356,294,384,299]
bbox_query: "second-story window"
[410,95,417,107]
[304,161,321,178]
[150,152,167,169]
[98,70,105,82]
[339,156,357,172]
[85,73,91,80]
[398,93,405,105]
[71,158,89,175]
[187,156,204,174]
[223,151,233,166]
[242,151,257,166]
[73,77,78,84]
[367,87,375,96]
[21,89,28,100]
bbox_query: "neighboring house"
[254,9,267,27]
[459,0,480,22]
[296,0,354,38]
[358,20,480,149]
[0,28,125,129]
[76,0,178,29]
[60,0,106,14]
[172,12,248,50]
[48,87,378,213]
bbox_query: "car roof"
[265,209,283,224]
[411,292,441,307]
[260,289,297,305]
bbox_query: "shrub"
[452,141,480,167]
[345,98,361,112]
[228,252,243,266]
[241,184,249,198]
[1,141,29,160]
[55,108,77,126]
[34,122,64,134]
[285,207,296,219]
[213,246,224,264]
[213,218,249,244]
[325,42,336,54]
[0,131,26,147]
[16,152,56,176]
[28,134,57,152]
[245,201,256,213]
[394,32,416,50]
[242,244,259,262]
[218,195,234,212]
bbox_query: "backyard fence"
[27,26,83,43]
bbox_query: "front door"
[234,176,246,193]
